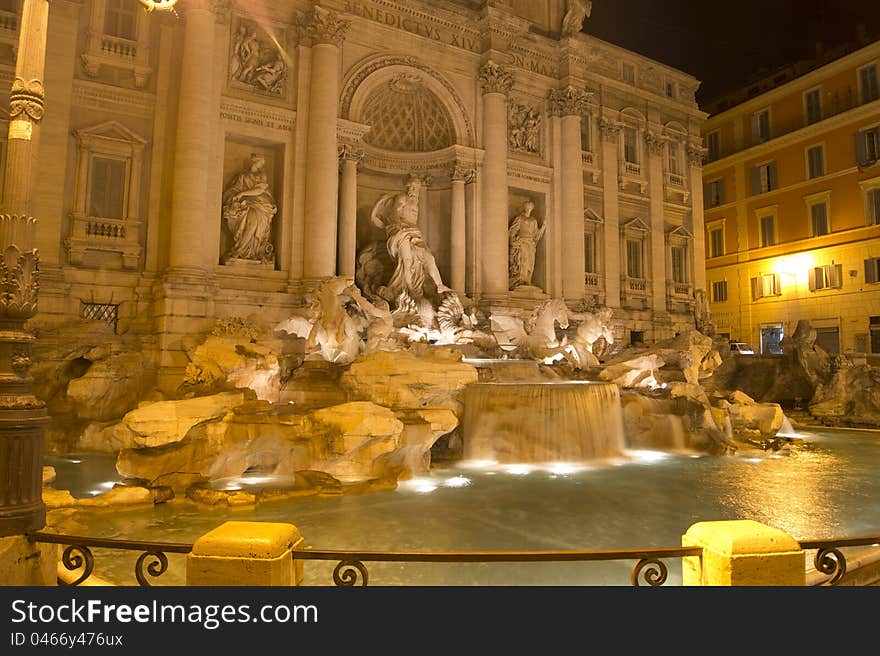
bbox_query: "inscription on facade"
[342,1,480,51]
[220,100,294,131]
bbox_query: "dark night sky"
[582,0,880,106]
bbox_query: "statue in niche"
[561,0,592,38]
[356,179,476,340]
[221,153,277,264]
[509,103,541,154]
[508,200,545,290]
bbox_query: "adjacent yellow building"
[702,37,880,355]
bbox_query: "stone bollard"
[682,520,805,586]
[187,521,304,586]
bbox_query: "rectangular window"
[859,64,879,105]
[751,162,777,194]
[712,280,728,303]
[752,109,770,144]
[868,188,880,226]
[666,82,676,98]
[804,88,822,125]
[705,179,724,208]
[626,239,642,279]
[623,127,638,164]
[760,215,775,247]
[811,202,829,236]
[866,257,880,284]
[622,63,636,85]
[104,0,137,40]
[667,142,680,175]
[807,144,825,179]
[751,273,781,300]
[709,227,724,258]
[88,156,126,219]
[706,131,720,162]
[671,245,687,283]
[871,316,880,353]
[584,233,595,273]
[857,126,880,166]
[580,119,591,152]
[809,263,842,291]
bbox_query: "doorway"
[760,324,784,355]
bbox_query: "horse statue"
[489,298,570,361]
[559,307,615,369]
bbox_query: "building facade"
[702,37,880,356]
[5,0,707,390]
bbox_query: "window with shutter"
[626,239,642,278]
[752,110,770,144]
[868,189,880,226]
[623,127,638,164]
[751,276,762,300]
[712,280,728,303]
[671,245,687,283]
[760,215,775,247]
[805,89,822,125]
[859,64,879,105]
[709,227,724,258]
[104,0,138,41]
[707,131,719,162]
[584,233,595,273]
[857,127,880,166]
[807,145,824,179]
[866,257,880,284]
[811,202,829,236]
[88,157,126,219]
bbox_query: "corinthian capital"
[296,7,350,47]
[687,143,707,167]
[547,86,592,117]
[451,165,475,183]
[598,117,621,142]
[479,60,514,96]
[644,131,665,156]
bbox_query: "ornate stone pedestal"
[222,258,275,271]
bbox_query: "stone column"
[549,87,590,302]
[412,173,433,246]
[337,145,363,278]
[298,8,349,280]
[167,0,218,274]
[645,130,667,315]
[599,118,621,308]
[0,0,49,537]
[478,61,513,298]
[450,165,473,293]
[687,144,707,293]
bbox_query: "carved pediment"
[667,225,693,243]
[584,208,603,224]
[622,217,649,234]
[74,120,147,147]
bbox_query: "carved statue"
[230,22,287,95]
[562,308,615,368]
[367,178,452,322]
[561,0,592,38]
[508,200,546,289]
[221,154,277,264]
[489,298,570,362]
[693,289,715,336]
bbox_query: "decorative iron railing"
[798,535,880,586]
[27,531,880,587]
[291,546,703,587]
[29,532,193,587]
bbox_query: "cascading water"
[462,381,627,463]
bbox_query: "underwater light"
[443,476,471,488]
[504,464,533,475]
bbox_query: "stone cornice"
[337,118,371,145]
[360,143,483,176]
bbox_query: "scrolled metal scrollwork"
[60,545,94,586]
[332,560,369,587]
[631,558,668,587]
[814,547,846,586]
[135,550,169,586]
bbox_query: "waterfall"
[462,382,627,463]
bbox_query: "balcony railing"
[665,171,685,187]
[581,151,594,167]
[584,272,599,287]
[100,34,138,61]
[627,277,647,293]
[623,161,641,176]
[0,8,18,33]
[26,531,880,587]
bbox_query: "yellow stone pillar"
[187,521,305,586]
[337,145,363,278]
[450,165,472,294]
[682,520,805,586]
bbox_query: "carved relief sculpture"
[221,154,277,265]
[508,102,542,154]
[229,19,287,96]
[560,0,592,38]
[508,200,546,290]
